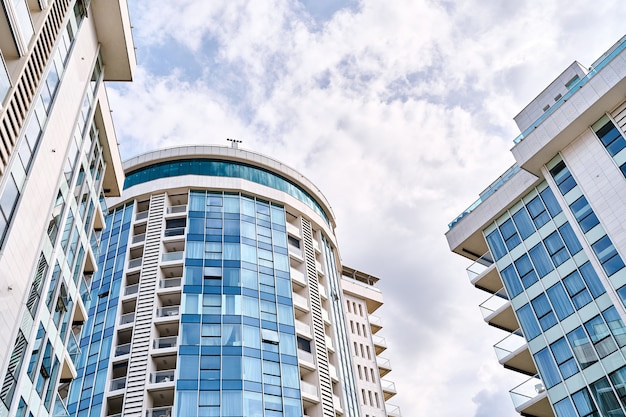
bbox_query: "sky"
[108,1,626,416]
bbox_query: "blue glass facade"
[178,191,301,417]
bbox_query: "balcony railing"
[151,369,175,383]
[381,379,397,393]
[510,375,546,408]
[479,288,510,319]
[128,257,143,269]
[292,292,308,309]
[494,330,526,361]
[466,252,495,282]
[164,227,185,237]
[377,357,391,369]
[124,283,139,296]
[154,336,177,349]
[53,393,69,417]
[135,210,149,221]
[119,312,135,325]
[373,334,387,348]
[298,348,315,364]
[80,276,91,305]
[110,376,126,391]
[146,407,173,417]
[369,315,382,327]
[290,269,306,285]
[157,306,180,318]
[386,404,402,417]
[67,332,81,364]
[166,204,187,214]
[295,320,312,336]
[160,277,182,289]
[161,252,184,262]
[132,233,146,244]
[300,380,318,397]
[115,343,131,356]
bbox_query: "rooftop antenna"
[227,138,242,149]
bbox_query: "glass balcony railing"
[377,357,391,369]
[151,370,175,383]
[115,343,131,356]
[154,336,177,349]
[157,306,180,318]
[67,332,81,364]
[161,252,183,262]
[119,312,135,325]
[369,315,382,327]
[159,277,182,289]
[164,227,185,237]
[166,205,187,214]
[466,252,495,282]
[386,404,402,417]
[110,376,126,391]
[146,407,173,417]
[132,233,146,244]
[381,379,397,392]
[510,375,546,408]
[135,210,149,221]
[52,393,69,417]
[124,284,139,296]
[494,330,526,361]
[80,276,91,305]
[479,288,510,319]
[128,257,143,269]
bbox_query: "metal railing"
[372,334,387,348]
[381,379,397,392]
[377,357,391,369]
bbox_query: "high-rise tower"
[67,146,399,417]
[447,35,626,416]
[0,0,135,416]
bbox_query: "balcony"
[150,370,175,384]
[159,277,182,290]
[290,269,307,286]
[124,283,139,296]
[166,205,187,214]
[386,404,402,417]
[164,227,185,238]
[298,348,315,369]
[300,380,320,403]
[377,357,392,377]
[128,257,143,270]
[295,320,312,338]
[110,376,126,392]
[67,332,81,365]
[53,393,69,417]
[115,343,131,357]
[157,306,180,319]
[135,210,149,221]
[321,308,330,324]
[293,292,309,312]
[119,312,135,325]
[373,334,387,355]
[480,289,518,332]
[318,285,328,300]
[286,222,300,237]
[325,334,335,352]
[329,364,339,381]
[80,276,92,305]
[369,315,383,334]
[494,331,536,376]
[381,379,397,400]
[146,407,173,417]
[333,394,344,415]
[466,252,502,294]
[132,233,146,244]
[154,336,177,350]
[510,375,553,417]
[161,252,184,263]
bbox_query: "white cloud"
[110,1,626,415]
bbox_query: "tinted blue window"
[572,388,598,416]
[567,326,597,369]
[526,196,550,228]
[550,337,578,379]
[517,304,541,340]
[570,197,599,233]
[500,265,523,298]
[579,262,606,298]
[549,161,577,195]
[596,121,626,156]
[546,283,574,320]
[512,208,535,239]
[529,243,554,277]
[540,187,563,217]
[563,270,592,309]
[602,307,626,347]
[585,315,617,358]
[544,232,570,266]
[532,294,558,330]
[486,230,507,260]
[535,348,561,388]
[499,219,521,250]
[554,398,578,417]
[592,236,625,276]
[514,254,538,288]
[558,223,582,255]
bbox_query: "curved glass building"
[66,146,398,417]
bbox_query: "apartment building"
[63,145,399,417]
[0,0,134,416]
[446,35,626,416]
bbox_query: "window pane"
[512,208,535,239]
[547,283,574,320]
[529,243,554,277]
[517,304,541,340]
[534,348,561,388]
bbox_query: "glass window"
[585,315,617,358]
[517,304,541,340]
[603,307,626,347]
[540,187,563,217]
[570,196,599,233]
[544,232,570,266]
[532,294,558,331]
[512,208,535,239]
[550,337,579,379]
[501,265,523,298]
[554,397,578,417]
[499,219,521,250]
[535,348,561,388]
[580,262,606,298]
[563,270,593,309]
[559,223,583,255]
[526,196,550,228]
[529,243,554,277]
[609,367,626,409]
[514,254,539,288]
[572,388,599,417]
[590,377,622,416]
[549,161,577,195]
[546,282,574,320]
[567,326,597,369]
[592,236,625,276]
[596,120,626,156]
[486,230,507,260]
